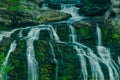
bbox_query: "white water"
[96,24,120,80]
[0,2,119,80]
[62,3,104,80]
[1,41,17,80]
[4,41,17,66]
[60,4,105,80]
[42,3,49,9]
[60,3,120,80]
[26,28,40,80]
[0,29,20,42]
[49,43,58,80]
[96,24,102,46]
[26,25,60,80]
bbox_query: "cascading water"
[60,3,105,80]
[49,43,58,80]
[4,41,17,66]
[26,28,40,80]
[1,41,17,80]
[0,28,20,42]
[96,24,102,46]
[96,24,120,80]
[42,3,49,9]
[60,3,120,80]
[0,1,120,80]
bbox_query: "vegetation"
[0,52,13,80]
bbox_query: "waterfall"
[0,28,20,42]
[50,26,60,41]
[26,28,40,80]
[25,25,60,80]
[61,4,105,80]
[42,3,49,9]
[49,43,58,80]
[68,24,77,42]
[61,4,79,18]
[2,41,17,80]
[96,24,102,46]
[0,1,120,80]
[4,41,17,66]
[96,24,120,80]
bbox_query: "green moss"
[7,6,20,11]
[78,27,94,39]
[0,52,13,80]
[34,40,53,80]
[112,33,120,40]
[8,40,27,80]
[0,25,8,31]
[0,38,10,54]
[6,0,19,3]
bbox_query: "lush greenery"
[0,53,13,80]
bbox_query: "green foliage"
[0,25,8,31]
[78,27,92,39]
[6,0,19,3]
[112,33,120,40]
[7,6,20,11]
[4,0,21,11]
[0,52,13,80]
[8,40,27,80]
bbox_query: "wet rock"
[91,0,111,4]
[52,22,69,42]
[0,37,11,54]
[104,0,120,46]
[73,17,105,28]
[48,3,61,10]
[79,0,111,16]
[48,0,80,4]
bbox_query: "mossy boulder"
[0,0,71,29]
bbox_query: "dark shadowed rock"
[79,0,111,17]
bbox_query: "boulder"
[79,0,111,16]
[0,0,71,29]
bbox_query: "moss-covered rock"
[0,37,11,54]
[8,40,27,80]
[34,40,54,80]
[0,0,71,29]
[52,23,69,42]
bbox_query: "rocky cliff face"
[0,0,71,30]
[0,0,120,80]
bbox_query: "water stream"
[96,24,120,80]
[0,1,119,80]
